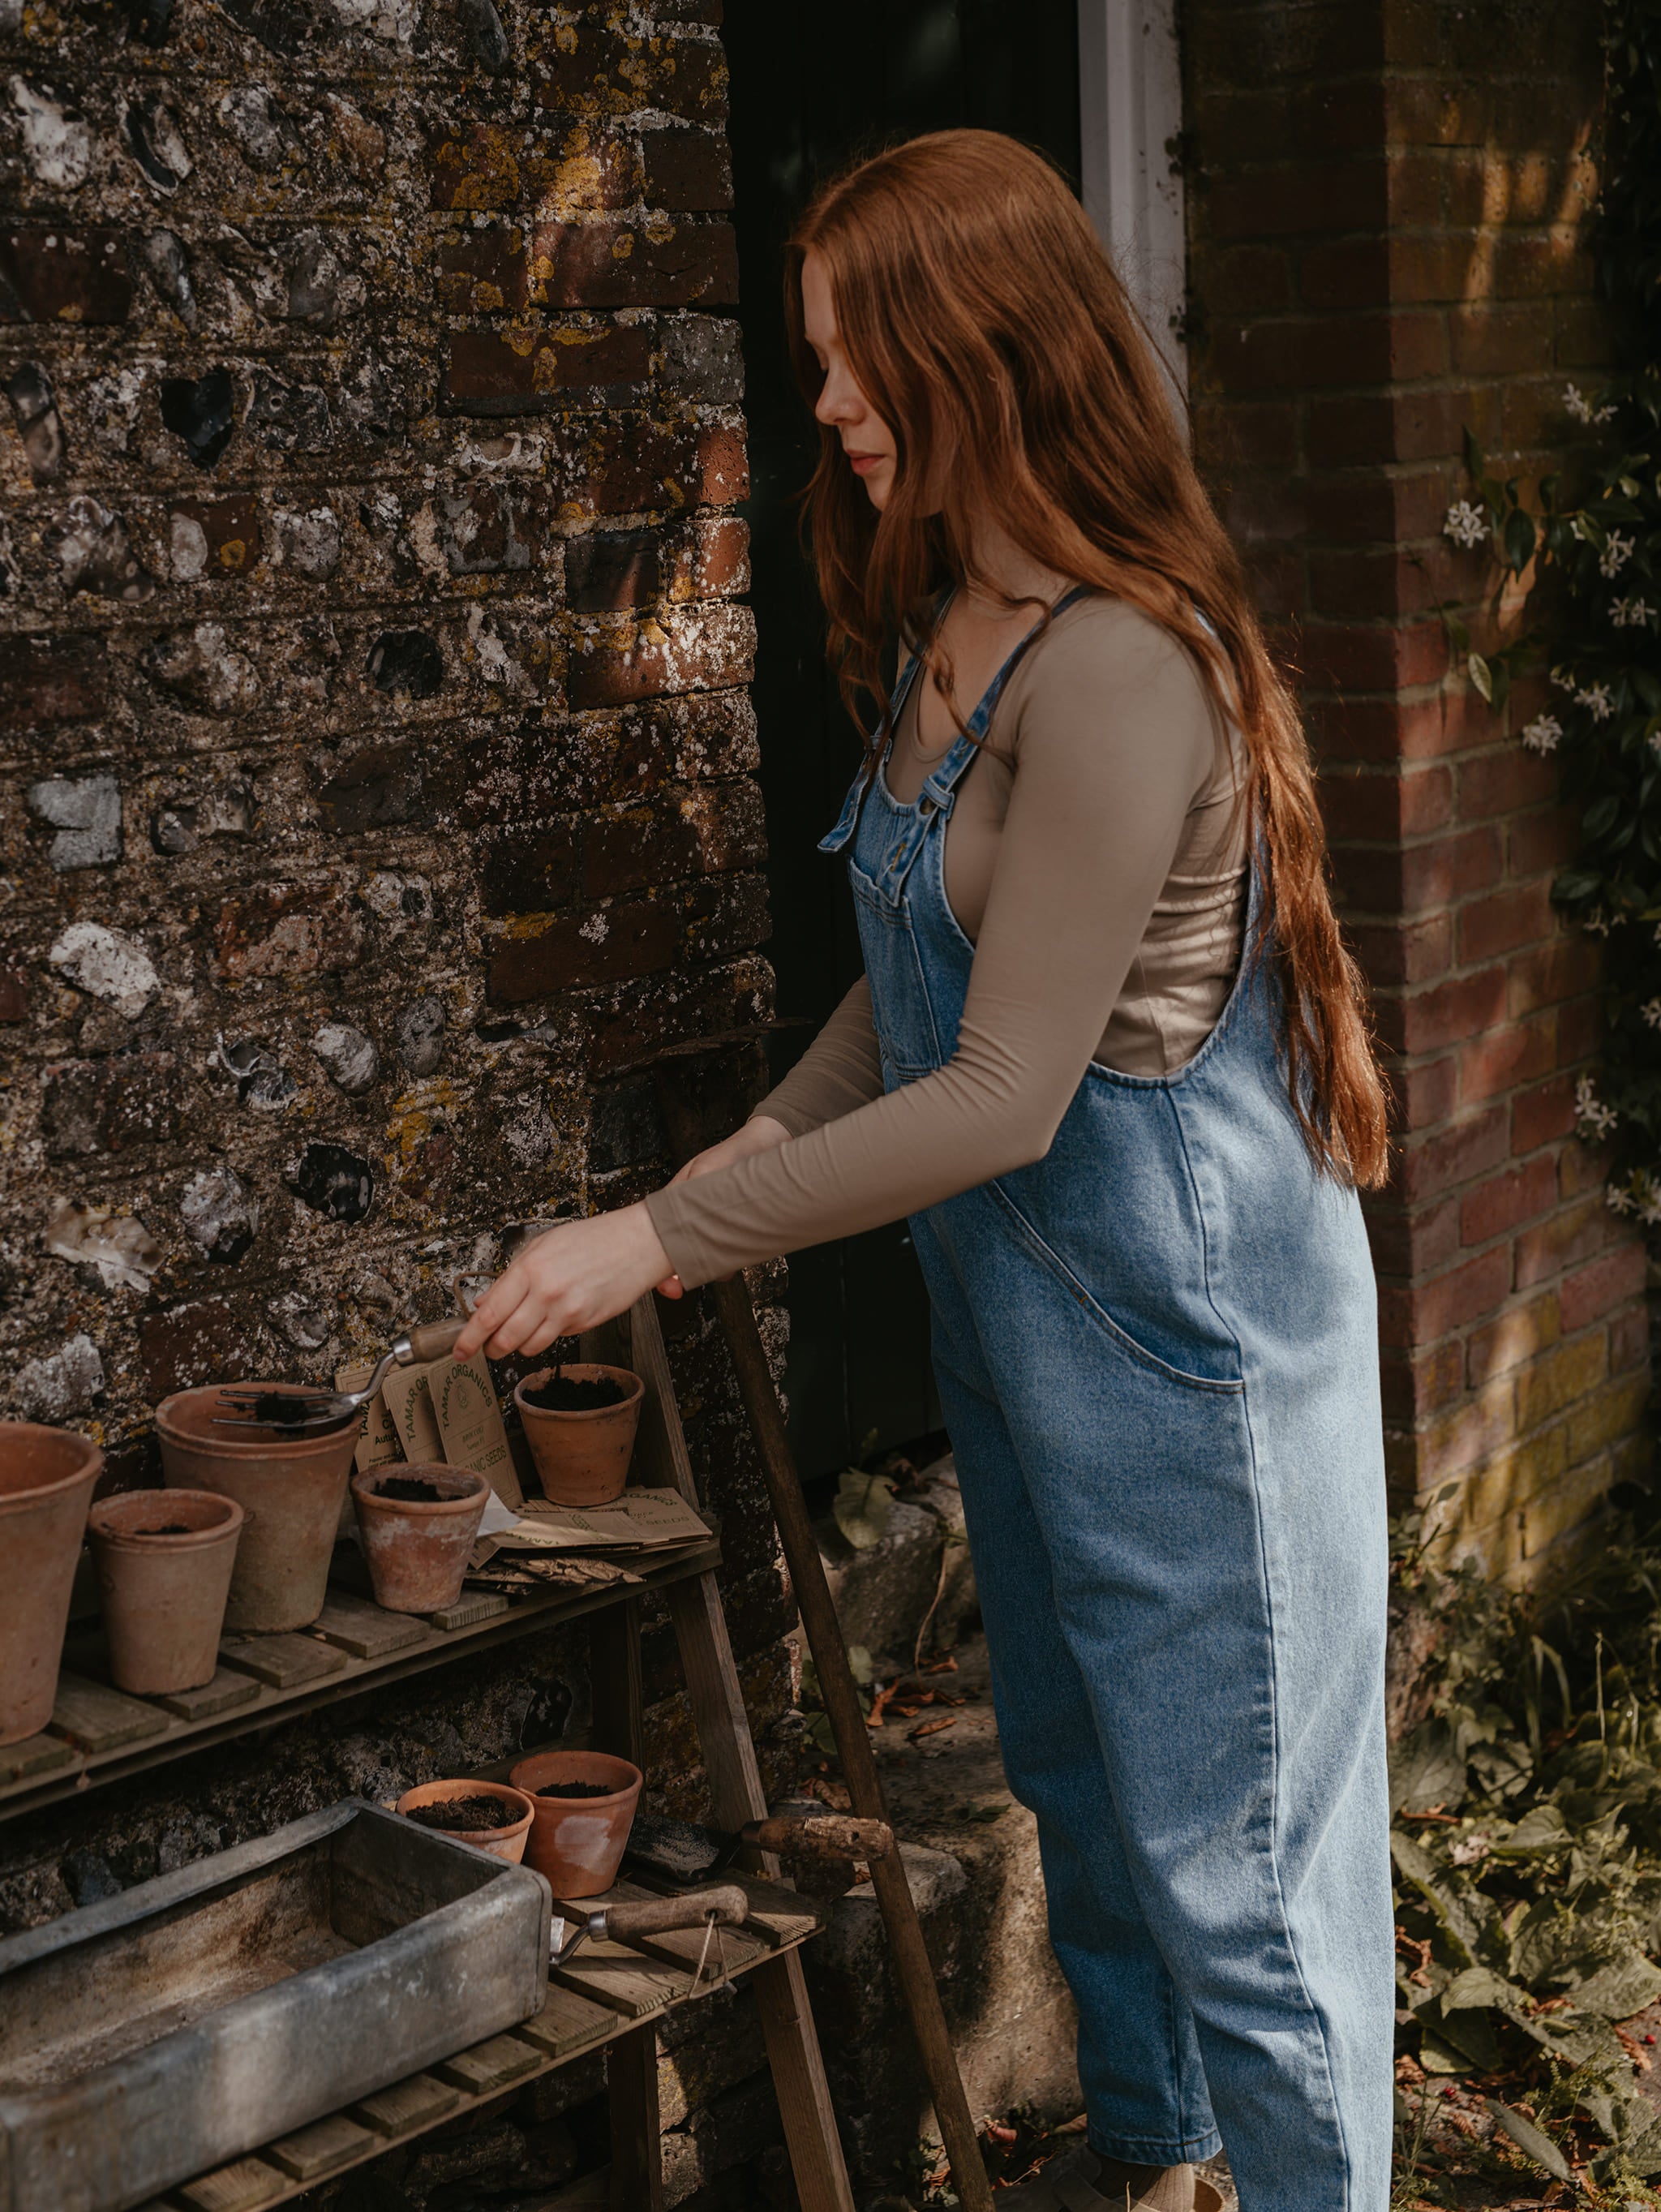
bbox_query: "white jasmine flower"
[1577,1074,1618,1134]
[1644,999,1661,1029]
[1550,664,1578,691]
[1600,530,1636,578]
[1607,1181,1637,1215]
[1583,908,1612,938]
[1564,384,1618,426]
[1444,500,1490,549]
[1612,595,1654,628]
[1577,681,1615,721]
[1521,714,1562,754]
[1642,1188,1661,1227]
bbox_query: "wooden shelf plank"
[154,1669,261,1721]
[311,1596,427,1660]
[218,1634,349,1690]
[50,1673,171,1751]
[434,2033,543,2096]
[350,2072,461,2137]
[264,2115,378,2182]
[0,1541,721,1826]
[175,2157,289,2212]
[157,1850,819,2212]
[513,1987,622,2063]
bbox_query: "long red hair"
[787,129,1388,1189]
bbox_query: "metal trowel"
[625,1802,894,1886]
[550,1883,749,1968]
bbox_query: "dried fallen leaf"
[908,1716,957,1742]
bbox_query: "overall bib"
[820,600,1394,2212]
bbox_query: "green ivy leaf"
[1469,651,1494,702]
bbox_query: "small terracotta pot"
[513,1366,644,1508]
[509,1749,643,1897]
[396,1778,535,1864]
[88,1489,245,1696]
[0,1424,102,1746]
[352,1464,488,1615]
[156,1385,358,1633]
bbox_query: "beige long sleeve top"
[645,594,1249,1288]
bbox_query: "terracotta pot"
[395,1778,535,1864]
[509,1749,643,1897]
[513,1366,644,1508]
[352,1464,488,1615]
[88,1489,245,1696]
[155,1386,358,1633]
[0,1424,102,1746]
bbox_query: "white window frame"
[1077,0,1188,397]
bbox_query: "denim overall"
[820,598,1393,2212]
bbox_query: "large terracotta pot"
[352,1464,488,1615]
[509,1749,642,1898]
[88,1489,244,1695]
[156,1386,357,1632]
[513,1366,643,1508]
[0,1423,102,1745]
[395,1779,534,1864]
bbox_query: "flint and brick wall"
[1183,0,1646,1582]
[0,0,799,2197]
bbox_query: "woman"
[456,131,1394,2212]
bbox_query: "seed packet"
[430,1352,522,1510]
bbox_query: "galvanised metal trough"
[0,1798,551,2212]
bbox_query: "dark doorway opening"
[722,0,1082,1475]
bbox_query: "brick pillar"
[1184,0,1647,1579]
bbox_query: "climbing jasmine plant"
[1445,2,1661,1222]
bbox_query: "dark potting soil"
[535,1780,615,1800]
[375,1476,447,1503]
[403,1793,518,1832]
[234,1392,315,1427]
[138,1523,192,1536]
[523,1373,626,1412]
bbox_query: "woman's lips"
[846,451,883,475]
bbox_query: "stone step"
[799,1631,1082,2190]
[813,1453,977,1670]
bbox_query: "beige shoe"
[997,2145,1225,2211]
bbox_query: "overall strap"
[917,582,1096,810]
[818,591,952,856]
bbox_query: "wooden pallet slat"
[550,1936,693,2020]
[264,2114,378,2182]
[350,2072,462,2136]
[175,2157,289,2212]
[513,1985,623,2062]
[0,1731,80,1785]
[154,1669,262,1721]
[49,1673,170,1750]
[311,1595,427,1660]
[217,1634,349,1690]
[434,2033,543,2095]
[428,1590,510,1630]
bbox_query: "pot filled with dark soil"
[0,1423,102,1746]
[351,1463,489,1615]
[513,1364,644,1508]
[508,1749,643,1895]
[395,1778,535,1863]
[88,1488,245,1696]
[155,1385,358,1633]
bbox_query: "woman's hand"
[452,1203,676,1364]
[653,1115,791,1293]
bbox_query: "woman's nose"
[815,369,857,427]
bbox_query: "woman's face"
[802,249,896,511]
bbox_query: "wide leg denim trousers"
[819,623,1394,2212]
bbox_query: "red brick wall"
[1184,0,1646,1578]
